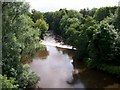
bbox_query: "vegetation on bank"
[2,2,48,89]
[1,1,120,89]
[43,7,120,78]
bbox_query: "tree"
[1,75,19,89]
[2,2,46,89]
[94,7,118,21]
[89,8,97,17]
[114,7,120,31]
[88,22,118,67]
[79,8,90,17]
[30,9,44,23]
[34,19,49,39]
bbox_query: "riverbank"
[26,34,120,89]
[50,31,120,80]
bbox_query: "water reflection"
[72,59,120,88]
[56,47,75,59]
[30,46,78,88]
[35,49,49,60]
[29,33,120,89]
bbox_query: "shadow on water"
[35,49,49,60]
[26,33,120,89]
[55,47,120,89]
[21,49,49,64]
[29,46,75,88]
[56,47,75,56]
[72,59,120,89]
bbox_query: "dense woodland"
[44,6,120,79]
[2,2,48,89]
[1,1,120,89]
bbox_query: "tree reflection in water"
[36,49,49,60]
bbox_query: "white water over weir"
[41,32,76,50]
[28,32,120,89]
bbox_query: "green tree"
[2,2,46,89]
[114,7,120,31]
[88,22,118,68]
[34,19,49,39]
[30,9,44,23]
[94,7,118,21]
[79,8,90,17]
[1,75,19,89]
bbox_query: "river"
[29,32,120,89]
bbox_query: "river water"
[29,33,119,89]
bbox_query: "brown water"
[29,33,120,89]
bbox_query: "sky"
[25,0,120,12]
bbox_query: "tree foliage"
[2,1,48,89]
[1,75,19,89]
[2,1,120,89]
[44,6,120,78]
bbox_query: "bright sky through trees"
[25,0,119,12]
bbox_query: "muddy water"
[29,33,120,89]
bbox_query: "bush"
[98,64,120,78]
[88,22,118,64]
[17,64,40,88]
[1,75,19,89]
